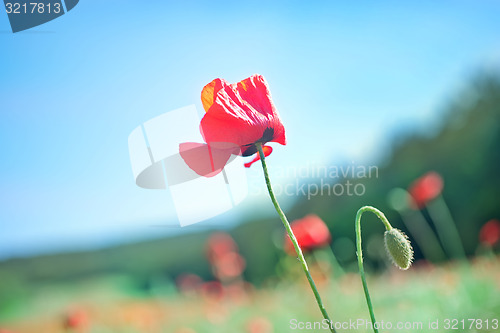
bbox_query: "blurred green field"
[1,256,499,332]
[1,74,499,333]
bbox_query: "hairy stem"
[257,143,336,333]
[355,206,392,333]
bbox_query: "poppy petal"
[244,145,273,168]
[179,142,239,177]
[200,74,286,149]
[201,78,226,112]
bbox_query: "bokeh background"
[1,1,500,332]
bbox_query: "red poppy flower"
[479,219,500,246]
[408,171,444,209]
[213,252,246,279]
[63,308,89,331]
[180,74,286,177]
[246,317,273,333]
[244,145,272,168]
[206,233,245,280]
[176,273,203,295]
[284,214,331,255]
[206,232,238,264]
[199,281,225,300]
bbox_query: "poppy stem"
[256,143,336,333]
[355,206,393,333]
[425,195,466,260]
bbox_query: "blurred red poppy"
[206,233,238,264]
[63,308,89,331]
[284,214,331,255]
[206,233,246,280]
[408,171,444,209]
[214,252,246,279]
[246,317,273,333]
[176,273,202,295]
[479,219,500,246]
[200,281,225,300]
[180,74,286,176]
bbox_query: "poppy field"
[2,0,500,328]
[1,73,500,332]
[1,256,499,332]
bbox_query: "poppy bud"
[384,228,413,270]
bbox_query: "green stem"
[355,206,392,333]
[426,195,466,260]
[256,143,336,333]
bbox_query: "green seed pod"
[384,228,413,270]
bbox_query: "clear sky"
[1,1,499,259]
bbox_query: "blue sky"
[1,1,499,259]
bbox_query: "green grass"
[1,257,499,333]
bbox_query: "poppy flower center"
[241,127,275,156]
